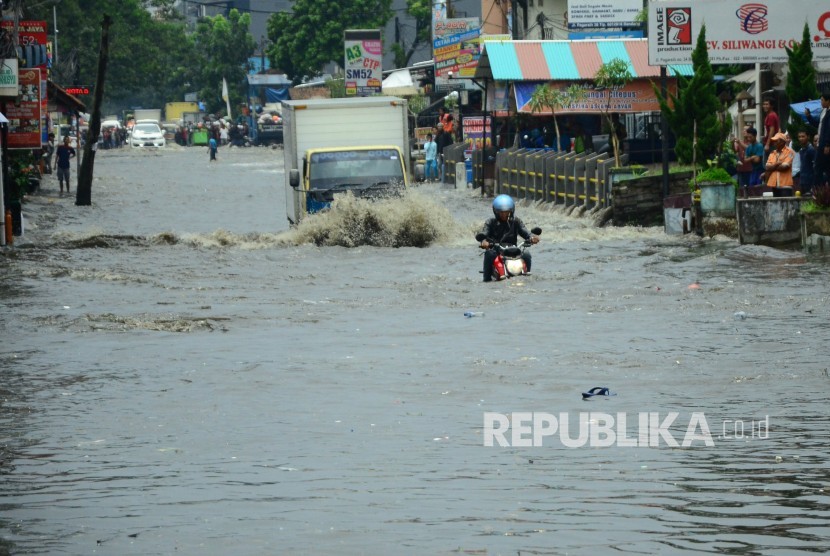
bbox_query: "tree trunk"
[553,112,561,152]
[607,114,621,168]
[76,15,111,206]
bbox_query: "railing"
[494,147,628,208]
[438,144,631,210]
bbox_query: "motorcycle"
[476,227,542,281]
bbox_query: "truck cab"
[289,146,408,216]
[282,97,411,226]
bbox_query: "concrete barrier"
[664,194,693,235]
[700,183,736,218]
[800,212,830,247]
[455,162,466,189]
[736,197,803,245]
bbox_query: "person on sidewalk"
[796,130,816,195]
[762,98,780,161]
[435,123,453,184]
[805,91,830,187]
[765,132,795,192]
[43,132,55,175]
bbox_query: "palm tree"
[594,58,633,167]
[528,83,586,151]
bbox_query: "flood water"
[1,145,829,555]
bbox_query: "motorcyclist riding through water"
[479,194,540,282]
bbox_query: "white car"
[130,122,165,148]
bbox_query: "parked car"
[130,122,165,148]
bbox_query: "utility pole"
[53,4,58,64]
[76,14,111,206]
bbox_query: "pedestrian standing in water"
[53,136,76,194]
[424,132,438,182]
[208,136,218,162]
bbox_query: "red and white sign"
[0,20,48,48]
[648,0,830,64]
[7,68,43,149]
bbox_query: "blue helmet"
[492,194,515,217]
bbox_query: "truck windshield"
[309,149,404,190]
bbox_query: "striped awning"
[475,39,693,81]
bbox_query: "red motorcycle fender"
[493,255,506,280]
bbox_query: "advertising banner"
[514,80,678,114]
[344,29,382,97]
[433,18,481,92]
[487,83,511,117]
[7,68,42,149]
[648,0,830,64]
[462,116,492,150]
[568,0,643,29]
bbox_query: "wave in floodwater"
[40,190,460,250]
[32,188,683,252]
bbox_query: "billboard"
[344,29,382,97]
[462,116,492,150]
[568,0,643,29]
[433,18,481,92]
[7,68,42,149]
[1,20,49,69]
[648,0,830,64]
[0,20,47,49]
[514,80,678,114]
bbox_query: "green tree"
[654,24,730,166]
[784,23,820,140]
[192,10,256,116]
[528,83,586,151]
[594,58,633,167]
[25,0,197,114]
[266,0,393,84]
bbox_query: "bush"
[689,166,737,190]
[811,184,830,209]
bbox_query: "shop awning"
[725,68,759,83]
[47,80,86,112]
[475,39,693,81]
[247,73,292,86]
[382,69,419,96]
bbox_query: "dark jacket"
[435,130,453,154]
[480,216,532,246]
[797,144,816,186]
[807,107,830,149]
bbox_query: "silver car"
[130,122,165,148]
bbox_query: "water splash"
[292,190,456,247]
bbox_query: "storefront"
[474,38,693,162]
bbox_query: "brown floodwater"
[1,145,829,554]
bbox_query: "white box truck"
[282,97,410,225]
[133,108,162,124]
